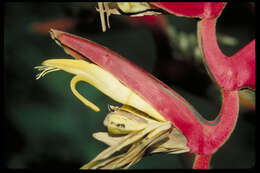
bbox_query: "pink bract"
[50,29,239,159]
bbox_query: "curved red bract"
[50,29,239,156]
[150,2,226,19]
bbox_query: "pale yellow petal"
[92,132,125,146]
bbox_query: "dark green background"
[4,2,255,169]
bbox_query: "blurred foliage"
[4,2,255,169]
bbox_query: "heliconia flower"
[35,29,240,169]
[35,30,190,169]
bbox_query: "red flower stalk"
[193,154,212,169]
[198,18,255,90]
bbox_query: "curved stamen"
[70,75,100,112]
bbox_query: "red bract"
[50,29,240,169]
[198,18,255,90]
[150,2,226,19]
